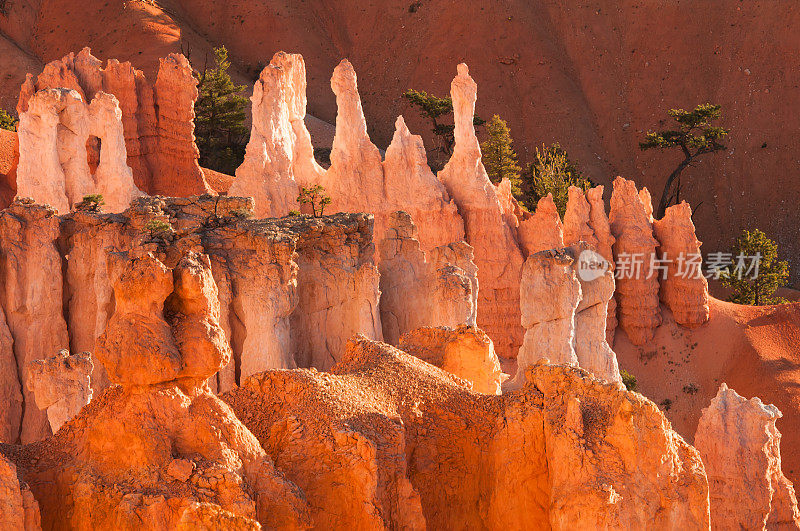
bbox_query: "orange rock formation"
[695,384,800,529]
[379,211,477,345]
[222,335,710,528]
[26,350,93,434]
[437,64,525,361]
[399,325,505,394]
[16,48,211,197]
[653,201,710,327]
[609,176,662,345]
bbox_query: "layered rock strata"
[609,176,662,345]
[1,251,310,529]
[652,201,710,327]
[695,384,800,530]
[378,211,477,345]
[222,335,710,529]
[437,64,525,361]
[0,196,384,441]
[25,350,93,434]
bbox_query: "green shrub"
[75,194,104,213]
[145,219,172,239]
[0,109,17,132]
[619,368,638,392]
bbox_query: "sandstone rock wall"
[437,64,525,361]
[514,248,581,385]
[0,197,385,441]
[0,200,69,444]
[231,52,465,255]
[513,243,621,388]
[379,211,477,345]
[0,454,40,531]
[287,212,382,371]
[399,325,505,394]
[653,201,710,327]
[17,48,209,197]
[26,350,93,434]
[695,384,800,529]
[16,87,141,213]
[609,176,662,345]
[2,249,310,529]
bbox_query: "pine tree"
[720,229,789,305]
[519,143,592,216]
[402,88,484,169]
[194,46,249,175]
[640,103,729,219]
[481,115,521,189]
[0,109,17,132]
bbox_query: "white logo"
[576,250,609,282]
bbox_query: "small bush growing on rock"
[683,383,699,395]
[145,219,173,240]
[288,210,301,217]
[721,228,789,305]
[75,194,104,213]
[620,368,638,392]
[297,185,331,218]
[660,398,672,411]
[0,109,17,132]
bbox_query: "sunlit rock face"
[695,384,800,530]
[17,47,210,198]
[609,176,661,345]
[15,88,141,213]
[652,201,710,327]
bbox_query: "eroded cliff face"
[0,454,40,531]
[0,196,386,440]
[231,52,465,255]
[399,325,505,394]
[15,47,210,198]
[695,384,800,530]
[1,250,310,529]
[653,201,710,327]
[26,350,92,434]
[437,64,526,361]
[16,87,142,214]
[609,176,662,345]
[222,335,710,529]
[0,199,69,444]
[513,243,621,388]
[379,211,477,345]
